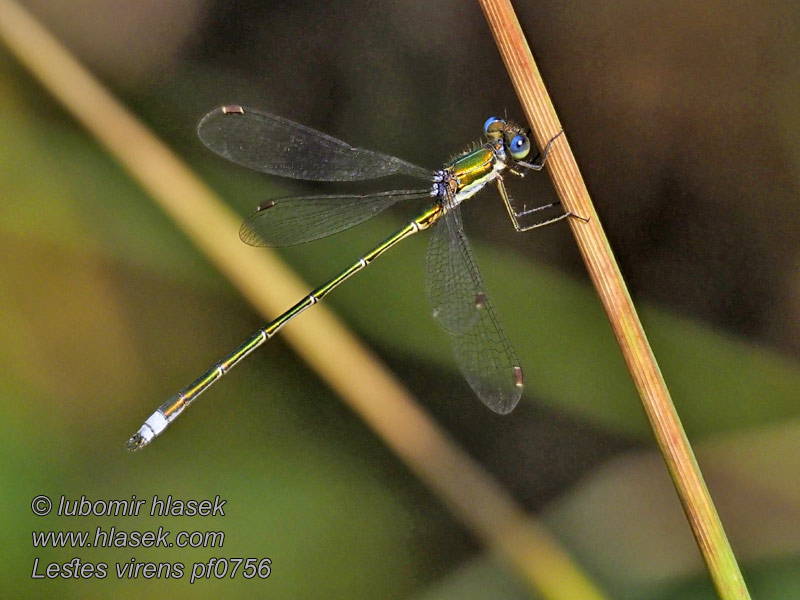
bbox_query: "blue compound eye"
[509,133,531,159]
[483,116,504,139]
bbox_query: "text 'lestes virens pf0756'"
[127,105,581,451]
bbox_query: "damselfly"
[127,105,579,451]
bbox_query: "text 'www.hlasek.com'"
[29,494,272,584]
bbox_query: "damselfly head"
[483,117,531,160]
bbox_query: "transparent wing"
[425,207,483,334]
[450,291,524,414]
[198,106,432,182]
[240,189,432,247]
[426,209,523,413]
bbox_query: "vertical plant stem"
[478,1,751,598]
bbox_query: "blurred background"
[3,1,800,598]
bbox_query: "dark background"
[3,1,800,598]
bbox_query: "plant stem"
[478,1,751,598]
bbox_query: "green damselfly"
[127,105,578,451]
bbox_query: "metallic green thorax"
[447,146,497,199]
